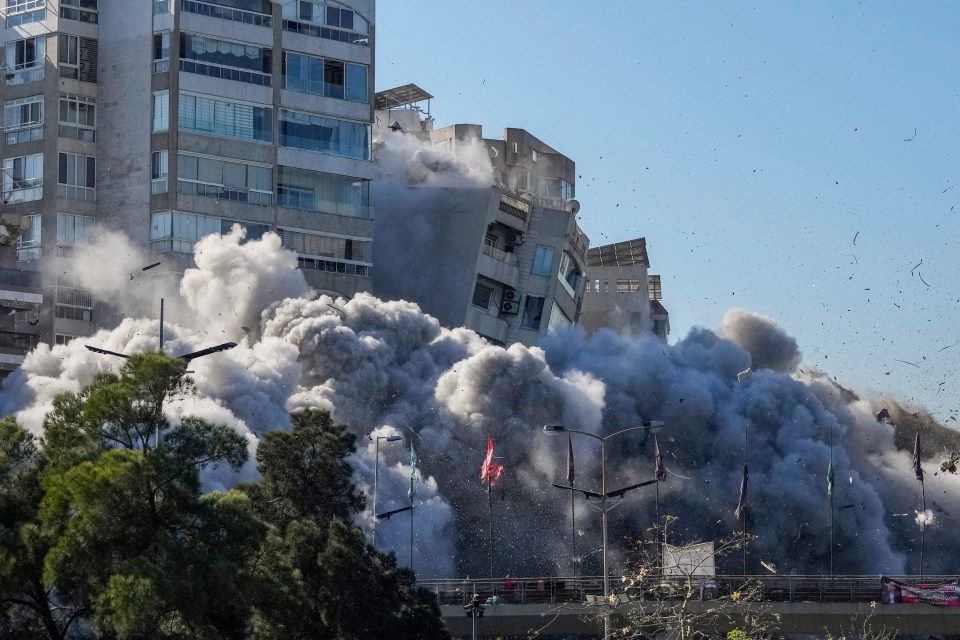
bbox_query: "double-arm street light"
[544,421,665,640]
[370,433,403,548]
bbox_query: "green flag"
[827,460,835,497]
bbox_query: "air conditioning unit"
[500,299,520,315]
[503,289,520,302]
[506,232,524,245]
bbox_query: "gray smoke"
[2,228,959,579]
[719,308,802,373]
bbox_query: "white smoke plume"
[2,230,959,578]
[374,130,494,188]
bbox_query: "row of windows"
[5,0,96,26]
[15,212,95,262]
[152,31,369,101]
[0,152,95,203]
[3,94,96,144]
[153,92,371,160]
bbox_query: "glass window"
[178,93,273,143]
[278,109,369,159]
[7,35,45,69]
[179,32,271,85]
[60,0,98,23]
[531,245,555,276]
[6,0,45,26]
[547,302,572,333]
[4,95,43,144]
[346,62,367,102]
[177,153,273,205]
[58,94,96,142]
[57,212,95,245]
[151,150,168,180]
[521,296,545,331]
[16,213,41,261]
[277,166,369,218]
[472,283,493,309]
[152,91,169,132]
[2,153,43,203]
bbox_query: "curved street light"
[370,433,403,548]
[543,421,665,640]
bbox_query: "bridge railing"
[418,575,960,607]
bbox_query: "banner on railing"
[881,576,960,606]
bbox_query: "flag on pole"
[409,443,422,498]
[827,459,835,496]
[913,430,924,482]
[655,435,667,482]
[734,464,749,520]
[566,434,575,484]
[481,435,504,486]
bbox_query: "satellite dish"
[489,146,499,158]
[567,199,580,215]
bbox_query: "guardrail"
[419,575,959,607]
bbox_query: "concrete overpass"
[417,575,960,637]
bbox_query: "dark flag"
[735,464,749,520]
[914,430,924,482]
[566,434,575,484]
[655,435,667,481]
[827,459,835,496]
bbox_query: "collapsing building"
[576,237,669,340]
[372,85,587,346]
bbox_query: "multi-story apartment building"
[372,87,588,346]
[578,237,670,340]
[0,0,375,371]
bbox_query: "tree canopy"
[0,353,449,640]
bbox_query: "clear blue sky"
[376,1,960,422]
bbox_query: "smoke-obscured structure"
[3,226,960,581]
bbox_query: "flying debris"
[737,368,753,383]
[760,560,778,574]
[876,408,891,423]
[940,451,960,474]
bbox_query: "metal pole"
[410,439,415,570]
[372,437,380,547]
[742,422,748,576]
[601,439,610,640]
[571,487,577,578]
[159,297,164,351]
[920,481,926,581]
[829,425,834,576]
[471,606,477,640]
[488,471,494,582]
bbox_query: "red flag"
[481,435,504,486]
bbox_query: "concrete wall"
[579,263,653,337]
[371,186,495,329]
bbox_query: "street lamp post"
[370,433,403,548]
[544,421,664,640]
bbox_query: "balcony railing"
[4,66,44,87]
[0,330,39,352]
[419,575,953,607]
[481,243,517,266]
[180,0,271,27]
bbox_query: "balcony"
[477,245,520,289]
[180,0,271,27]
[4,66,44,87]
[465,307,508,344]
[0,330,39,355]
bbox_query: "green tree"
[248,409,449,640]
[1,352,261,639]
[0,417,85,640]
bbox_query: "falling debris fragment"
[853,231,859,245]
[894,359,921,369]
[876,408,891,423]
[904,127,917,142]
[940,451,960,474]
[736,368,753,383]
[760,560,778,574]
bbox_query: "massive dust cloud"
[3,135,958,579]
